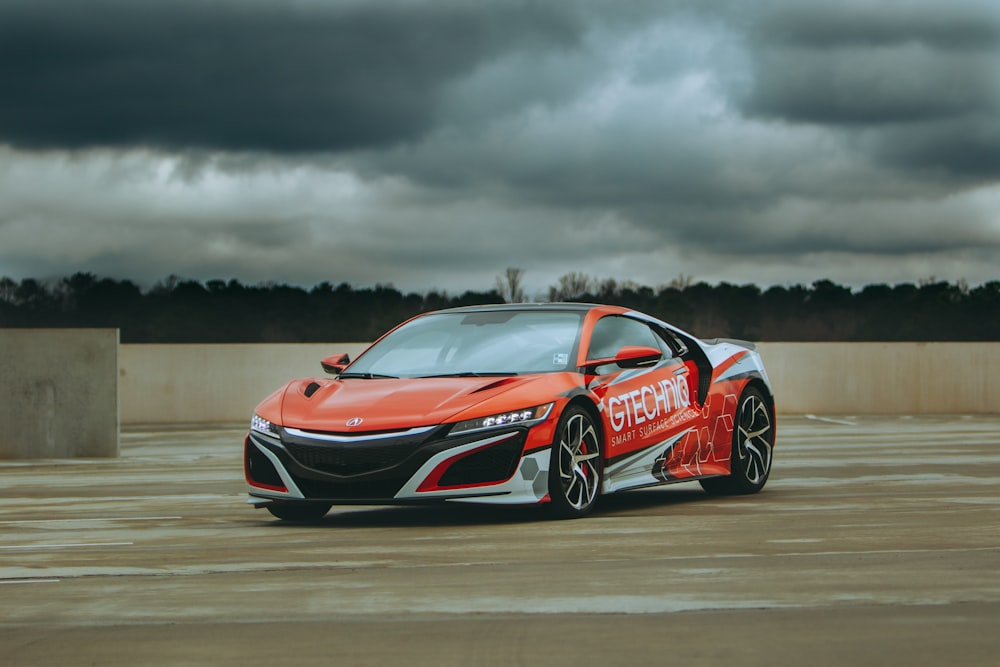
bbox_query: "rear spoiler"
[701,338,758,351]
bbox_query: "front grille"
[438,436,525,487]
[284,439,419,476]
[279,426,446,479]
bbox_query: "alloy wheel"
[557,411,601,512]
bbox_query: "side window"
[587,316,664,361]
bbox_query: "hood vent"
[304,382,322,398]
[471,378,519,394]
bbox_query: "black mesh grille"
[438,436,525,487]
[284,439,419,476]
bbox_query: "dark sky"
[2,0,998,295]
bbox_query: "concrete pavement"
[2,416,999,665]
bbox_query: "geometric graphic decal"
[652,390,736,481]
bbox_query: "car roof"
[430,302,610,315]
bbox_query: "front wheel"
[547,406,603,519]
[700,386,774,495]
[265,501,332,521]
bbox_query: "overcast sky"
[1,0,998,297]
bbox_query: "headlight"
[449,403,554,436]
[251,413,280,436]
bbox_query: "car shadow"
[596,485,717,514]
[256,484,716,528]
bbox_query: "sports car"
[245,303,775,520]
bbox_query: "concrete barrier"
[116,341,1000,424]
[0,329,119,458]
[757,342,1000,414]
[119,343,370,424]
[8,336,992,455]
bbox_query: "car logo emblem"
[345,417,364,427]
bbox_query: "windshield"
[345,310,583,378]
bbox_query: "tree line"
[1,272,998,343]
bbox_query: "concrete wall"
[0,329,119,458]
[117,341,1000,424]
[757,342,1000,415]
[8,337,992,456]
[120,343,370,424]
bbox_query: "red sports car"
[245,303,775,520]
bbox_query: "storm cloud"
[0,0,579,151]
[1,0,998,295]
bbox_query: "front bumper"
[245,423,552,506]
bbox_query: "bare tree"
[548,272,595,302]
[666,273,694,290]
[0,277,16,303]
[496,267,527,303]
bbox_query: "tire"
[265,502,332,521]
[700,386,774,495]
[547,405,603,519]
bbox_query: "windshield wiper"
[337,372,399,379]
[417,372,518,378]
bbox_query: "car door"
[584,315,702,491]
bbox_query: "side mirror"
[321,353,351,375]
[581,345,662,372]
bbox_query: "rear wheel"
[700,386,773,495]
[265,502,332,521]
[548,406,603,519]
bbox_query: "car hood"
[279,375,552,433]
